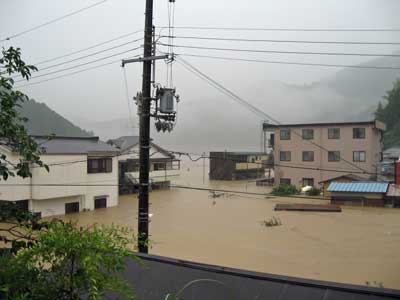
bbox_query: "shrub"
[306,187,322,196]
[271,184,299,196]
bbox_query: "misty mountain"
[18,99,93,137]
[72,54,400,151]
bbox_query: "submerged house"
[319,174,365,198]
[107,136,180,194]
[209,151,268,180]
[327,181,389,207]
[0,136,119,217]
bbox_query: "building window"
[302,129,314,140]
[280,151,291,161]
[280,178,291,185]
[153,162,166,171]
[353,151,366,162]
[87,157,112,173]
[280,129,291,140]
[328,151,340,162]
[302,178,314,187]
[353,128,366,139]
[302,151,314,162]
[328,128,340,139]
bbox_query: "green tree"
[0,46,48,180]
[375,79,400,149]
[0,216,137,300]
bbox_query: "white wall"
[0,147,30,201]
[0,148,119,216]
[33,195,83,217]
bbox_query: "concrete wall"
[273,122,383,187]
[32,195,83,217]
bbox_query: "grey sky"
[1,0,399,128]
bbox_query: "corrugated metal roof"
[327,181,389,193]
[121,253,400,300]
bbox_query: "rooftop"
[263,120,385,130]
[327,181,389,193]
[32,136,118,155]
[107,136,140,152]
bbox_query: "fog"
[1,0,400,150]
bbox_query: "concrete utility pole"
[138,0,154,253]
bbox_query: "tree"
[0,46,48,180]
[0,48,137,299]
[375,79,400,149]
[0,214,137,300]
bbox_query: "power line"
[173,53,400,70]
[14,46,143,84]
[0,0,108,43]
[161,35,400,45]
[34,30,143,66]
[156,26,400,32]
[15,55,138,88]
[175,57,372,174]
[159,42,400,58]
[12,38,143,79]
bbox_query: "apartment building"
[0,136,119,217]
[264,120,385,187]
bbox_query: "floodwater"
[63,158,400,289]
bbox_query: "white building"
[0,136,119,217]
[107,136,180,193]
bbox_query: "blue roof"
[327,181,389,193]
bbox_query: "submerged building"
[209,151,269,180]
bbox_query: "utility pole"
[138,0,154,253]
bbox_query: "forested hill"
[18,99,93,137]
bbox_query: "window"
[280,151,291,161]
[302,178,314,187]
[328,151,340,162]
[328,128,340,139]
[302,129,314,140]
[353,151,366,162]
[65,202,79,214]
[302,151,314,162]
[94,197,107,209]
[87,157,112,173]
[280,129,291,140]
[280,178,291,185]
[153,162,166,171]
[353,128,366,139]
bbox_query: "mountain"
[18,99,93,137]
[72,53,400,151]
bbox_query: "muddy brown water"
[62,159,400,289]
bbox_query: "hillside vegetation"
[375,79,400,149]
[18,99,93,137]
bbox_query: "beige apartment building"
[264,120,386,188]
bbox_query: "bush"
[271,184,299,196]
[306,187,321,196]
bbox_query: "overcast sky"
[1,0,400,126]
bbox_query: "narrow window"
[280,178,291,185]
[280,129,291,140]
[328,128,340,139]
[353,128,366,139]
[302,129,314,140]
[353,151,366,162]
[280,151,291,161]
[302,178,314,187]
[328,151,340,162]
[302,151,314,162]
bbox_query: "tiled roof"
[33,136,118,154]
[327,181,389,193]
